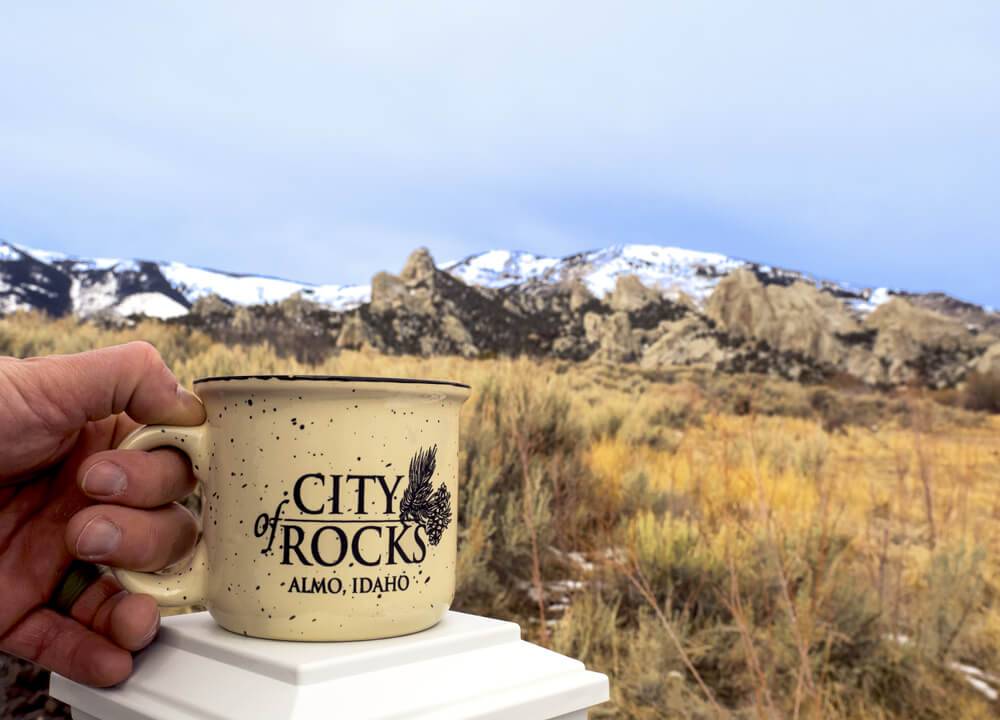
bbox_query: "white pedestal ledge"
[49,610,609,720]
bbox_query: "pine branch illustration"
[399,445,452,544]
[400,445,437,517]
[424,484,452,546]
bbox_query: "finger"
[78,448,196,507]
[70,575,160,651]
[66,504,198,572]
[68,574,124,625]
[19,341,205,431]
[0,608,132,687]
[102,592,160,652]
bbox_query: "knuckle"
[144,505,197,568]
[127,341,164,370]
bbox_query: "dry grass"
[2,312,999,718]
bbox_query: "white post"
[50,611,609,720]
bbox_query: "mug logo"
[250,446,452,596]
[399,445,452,546]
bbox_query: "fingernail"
[76,517,122,560]
[82,462,127,497]
[138,614,161,648]
[177,385,201,407]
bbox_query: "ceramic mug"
[112,374,471,641]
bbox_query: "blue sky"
[1,2,998,305]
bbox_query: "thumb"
[14,341,205,430]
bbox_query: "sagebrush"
[1,313,998,719]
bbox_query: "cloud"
[0,1,998,303]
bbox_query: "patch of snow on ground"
[115,293,189,319]
[0,295,33,314]
[11,243,69,264]
[0,243,22,261]
[444,249,561,288]
[445,244,744,303]
[21,282,58,298]
[163,262,372,311]
[950,662,999,702]
[869,287,891,306]
[852,287,893,314]
[578,244,744,302]
[161,262,314,305]
[305,284,371,310]
[71,275,120,317]
[887,635,997,702]
[70,258,142,273]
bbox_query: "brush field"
[1,313,999,719]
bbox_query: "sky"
[1,2,998,305]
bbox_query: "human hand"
[0,342,205,687]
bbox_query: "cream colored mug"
[112,374,470,641]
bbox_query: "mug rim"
[193,374,471,389]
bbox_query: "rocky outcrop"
[705,269,862,364]
[901,291,1000,336]
[976,343,1000,376]
[863,298,992,387]
[640,316,731,369]
[337,248,542,358]
[164,250,997,390]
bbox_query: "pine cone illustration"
[399,445,453,546]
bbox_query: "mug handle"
[111,424,211,607]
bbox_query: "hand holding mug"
[0,343,205,687]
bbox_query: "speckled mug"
[112,374,471,641]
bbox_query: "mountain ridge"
[2,239,997,389]
[2,239,904,318]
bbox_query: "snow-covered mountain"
[443,245,889,313]
[444,245,745,302]
[0,241,368,319]
[0,239,888,320]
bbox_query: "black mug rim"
[192,374,471,389]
